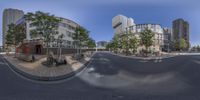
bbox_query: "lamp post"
[125,27,129,56]
[76,31,80,55]
[95,42,98,52]
[125,25,135,55]
[167,42,169,53]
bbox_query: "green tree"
[24,11,61,55]
[119,34,130,55]
[173,40,180,51]
[197,45,200,52]
[5,23,16,48]
[15,25,26,44]
[87,38,96,48]
[5,23,26,53]
[129,36,139,54]
[106,42,112,50]
[73,26,89,54]
[139,28,155,55]
[57,34,64,61]
[112,34,120,53]
[179,38,187,51]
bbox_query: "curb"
[2,54,95,82]
[106,51,177,60]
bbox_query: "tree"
[139,28,155,55]
[15,25,26,44]
[57,34,64,61]
[197,45,200,52]
[73,26,89,54]
[24,11,61,55]
[5,23,16,48]
[119,34,129,55]
[112,34,120,53]
[5,23,26,54]
[87,38,96,48]
[172,40,180,51]
[106,42,112,50]
[129,35,139,54]
[179,38,187,51]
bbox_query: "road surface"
[0,52,200,100]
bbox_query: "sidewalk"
[105,51,177,60]
[4,54,92,79]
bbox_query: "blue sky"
[0,0,200,46]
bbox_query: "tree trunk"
[46,42,49,55]
[58,44,62,62]
[14,44,17,58]
[145,46,148,57]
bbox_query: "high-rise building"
[172,18,190,50]
[2,8,24,50]
[112,15,135,35]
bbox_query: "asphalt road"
[0,52,200,100]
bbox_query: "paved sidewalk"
[4,54,92,77]
[104,51,177,60]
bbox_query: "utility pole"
[95,42,98,52]
[168,42,170,53]
[125,27,131,56]
[76,31,80,55]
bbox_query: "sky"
[0,0,200,46]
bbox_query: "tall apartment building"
[2,8,24,50]
[112,15,164,52]
[172,18,190,50]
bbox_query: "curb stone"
[2,53,95,82]
[105,51,177,60]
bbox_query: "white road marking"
[88,67,95,72]
[95,73,103,78]
[0,62,6,65]
[158,57,162,62]
[139,60,148,63]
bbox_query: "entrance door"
[35,45,42,54]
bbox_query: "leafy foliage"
[173,40,180,51]
[173,38,188,51]
[6,23,26,46]
[87,38,96,48]
[24,11,61,54]
[107,33,139,55]
[179,38,187,51]
[139,28,155,50]
[6,23,15,46]
[129,35,139,53]
[73,26,89,48]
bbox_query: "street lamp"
[76,31,80,55]
[167,42,170,53]
[125,27,129,56]
[95,42,98,52]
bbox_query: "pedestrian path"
[3,54,91,78]
[104,51,176,60]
